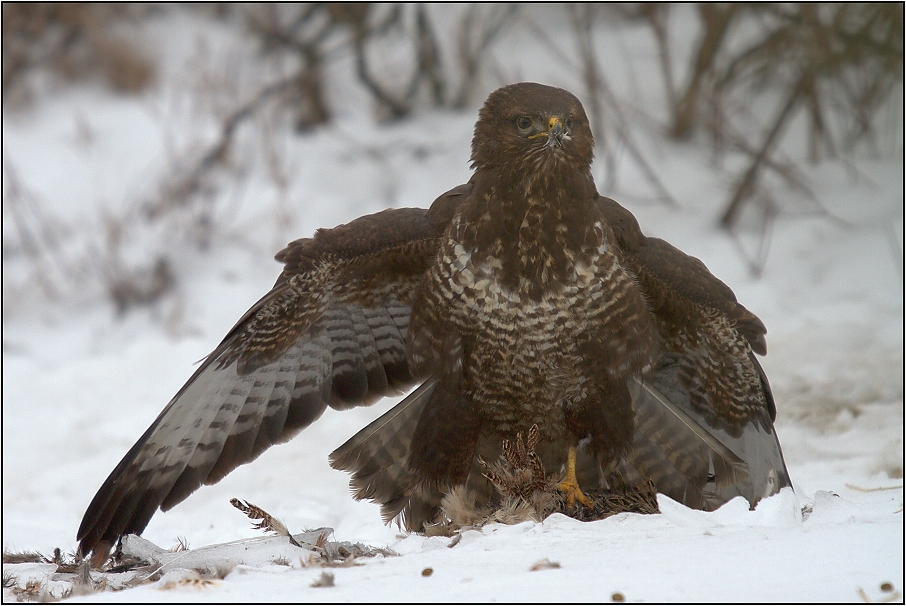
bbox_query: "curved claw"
[558,477,593,509]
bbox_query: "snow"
[3,6,902,603]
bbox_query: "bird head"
[470,82,594,176]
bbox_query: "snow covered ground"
[3,7,903,602]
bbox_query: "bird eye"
[566,116,574,130]
[516,116,533,131]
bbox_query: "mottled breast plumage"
[410,187,657,443]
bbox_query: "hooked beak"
[546,120,564,147]
[528,116,570,147]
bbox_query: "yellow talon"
[558,445,593,508]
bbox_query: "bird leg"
[557,445,593,508]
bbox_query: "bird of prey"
[77,82,790,559]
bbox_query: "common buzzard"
[77,83,790,559]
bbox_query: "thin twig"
[845,483,903,493]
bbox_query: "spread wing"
[596,195,790,509]
[76,185,471,557]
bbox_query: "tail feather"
[620,365,790,510]
[629,377,749,485]
[330,380,436,519]
[329,367,791,530]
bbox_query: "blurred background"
[4,4,902,306]
[2,3,903,557]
